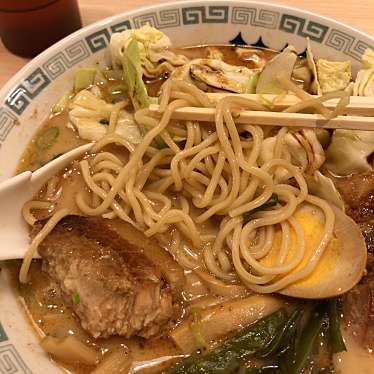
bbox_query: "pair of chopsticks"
[149,93,374,131]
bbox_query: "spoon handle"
[0,142,93,261]
[0,171,33,260]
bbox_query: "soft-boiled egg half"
[259,204,367,299]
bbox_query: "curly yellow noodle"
[21,79,337,295]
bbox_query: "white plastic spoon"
[0,143,93,261]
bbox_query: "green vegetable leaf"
[52,153,64,160]
[190,308,208,351]
[242,211,251,222]
[163,309,287,374]
[52,91,72,114]
[327,298,346,354]
[243,193,279,222]
[74,68,97,92]
[281,303,327,374]
[154,135,168,149]
[122,39,150,111]
[71,291,80,305]
[99,119,109,125]
[245,72,260,94]
[257,306,304,358]
[35,127,60,151]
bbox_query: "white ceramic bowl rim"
[0,1,373,373]
[1,0,374,102]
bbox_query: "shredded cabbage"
[52,91,73,114]
[316,59,351,93]
[71,90,112,117]
[325,129,374,176]
[306,38,321,94]
[122,39,150,111]
[258,129,324,182]
[362,48,374,68]
[354,48,374,96]
[110,24,188,77]
[305,171,345,210]
[245,71,260,93]
[256,46,297,94]
[190,308,208,350]
[74,68,97,92]
[68,89,142,143]
[306,38,351,94]
[172,58,260,94]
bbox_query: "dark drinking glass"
[0,0,82,57]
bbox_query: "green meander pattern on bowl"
[2,4,373,119]
[0,320,31,374]
[0,1,374,373]
[0,3,373,141]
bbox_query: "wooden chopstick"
[148,104,374,131]
[206,93,374,116]
[149,93,374,131]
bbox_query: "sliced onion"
[194,269,248,298]
[170,294,283,353]
[41,335,99,365]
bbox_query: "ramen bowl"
[0,0,373,372]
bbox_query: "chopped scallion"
[71,291,80,305]
[245,71,260,94]
[154,135,168,149]
[99,119,109,125]
[51,91,72,114]
[190,308,208,351]
[52,153,63,160]
[327,298,346,353]
[74,68,97,92]
[102,69,123,80]
[282,303,326,374]
[243,193,279,222]
[35,127,60,150]
[242,212,251,222]
[110,84,127,95]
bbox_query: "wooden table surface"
[1,0,373,88]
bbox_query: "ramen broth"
[9,45,279,373]
[8,44,373,373]
[17,45,277,174]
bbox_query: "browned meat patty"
[343,226,374,350]
[34,216,180,339]
[336,172,374,349]
[360,222,374,273]
[335,172,374,223]
[343,278,374,349]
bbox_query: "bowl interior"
[0,1,373,372]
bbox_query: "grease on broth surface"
[17,45,277,174]
[17,111,85,173]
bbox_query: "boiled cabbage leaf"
[325,129,374,175]
[171,58,260,94]
[121,39,150,111]
[110,25,188,77]
[256,46,297,94]
[306,38,321,94]
[354,48,374,96]
[305,171,345,210]
[258,129,324,182]
[316,59,351,93]
[68,89,142,143]
[306,38,351,94]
